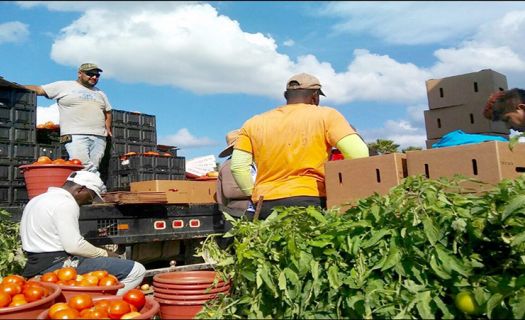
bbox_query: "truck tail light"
[189,219,200,228]
[172,220,184,229]
[154,220,166,230]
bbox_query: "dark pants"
[247,196,326,220]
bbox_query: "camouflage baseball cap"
[78,63,103,72]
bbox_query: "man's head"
[77,63,103,88]
[284,73,325,106]
[483,88,525,131]
[64,170,106,205]
[218,129,240,158]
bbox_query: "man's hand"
[105,249,120,258]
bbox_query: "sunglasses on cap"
[84,71,101,78]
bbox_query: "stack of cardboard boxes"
[325,69,525,212]
[423,69,509,148]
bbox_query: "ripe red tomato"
[98,276,118,286]
[93,299,111,312]
[68,293,93,311]
[52,158,66,165]
[23,285,46,302]
[57,267,77,282]
[1,275,25,286]
[89,270,108,280]
[41,272,59,283]
[70,159,82,165]
[121,311,142,319]
[48,302,70,318]
[123,288,146,309]
[108,300,131,319]
[36,156,52,164]
[0,283,22,296]
[90,308,109,319]
[51,308,80,319]
[8,298,27,307]
[0,291,11,308]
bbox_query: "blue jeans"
[65,135,107,175]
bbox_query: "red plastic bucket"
[19,164,84,199]
[55,282,124,302]
[36,295,160,320]
[0,282,61,320]
[154,297,208,320]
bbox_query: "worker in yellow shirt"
[231,72,369,219]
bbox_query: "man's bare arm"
[23,85,47,97]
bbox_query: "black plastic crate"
[13,107,36,125]
[12,90,36,106]
[141,114,156,128]
[111,126,126,140]
[0,142,9,159]
[0,103,10,124]
[36,128,60,144]
[0,124,36,143]
[111,109,127,124]
[12,143,37,160]
[36,144,60,159]
[126,112,141,125]
[0,182,28,206]
[141,129,156,144]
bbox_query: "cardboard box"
[406,141,525,186]
[424,103,509,139]
[325,153,407,211]
[426,69,508,109]
[130,180,217,204]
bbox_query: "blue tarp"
[432,130,508,148]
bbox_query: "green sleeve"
[336,134,370,159]
[230,149,254,196]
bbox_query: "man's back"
[236,103,355,201]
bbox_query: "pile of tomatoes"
[36,121,60,130]
[39,267,121,287]
[47,289,146,319]
[30,156,83,166]
[0,274,52,308]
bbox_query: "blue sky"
[2,1,525,161]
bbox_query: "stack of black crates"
[101,110,186,191]
[0,76,186,205]
[0,78,55,206]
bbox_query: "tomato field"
[198,174,525,319]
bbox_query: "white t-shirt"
[42,81,112,136]
[20,187,107,258]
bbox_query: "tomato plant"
[197,175,525,319]
[0,211,26,277]
[123,288,145,309]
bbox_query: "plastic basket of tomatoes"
[0,275,61,320]
[37,289,159,319]
[36,267,124,302]
[19,157,84,199]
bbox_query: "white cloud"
[320,2,525,45]
[36,104,59,124]
[283,39,295,47]
[0,21,29,44]
[158,128,215,148]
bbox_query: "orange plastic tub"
[0,282,61,320]
[55,282,124,302]
[19,164,84,199]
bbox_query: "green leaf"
[486,293,504,318]
[327,264,341,289]
[429,254,451,280]
[502,194,525,221]
[510,291,525,319]
[511,231,525,247]
[422,215,441,246]
[361,229,390,249]
[381,240,401,272]
[416,291,434,319]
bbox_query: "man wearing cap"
[24,63,113,175]
[216,129,257,247]
[231,72,369,219]
[20,171,145,294]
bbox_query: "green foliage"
[402,146,423,153]
[368,139,400,155]
[0,209,26,276]
[197,175,525,319]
